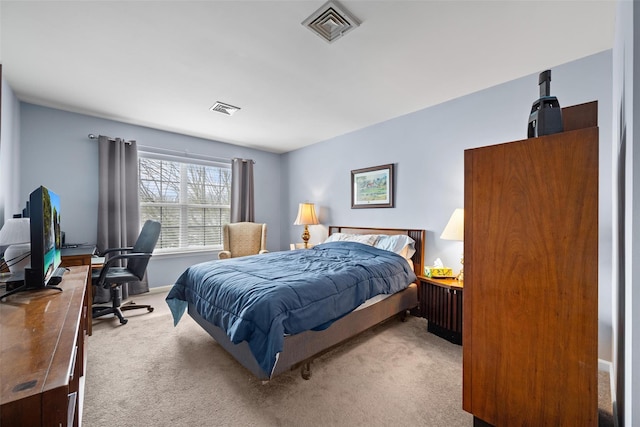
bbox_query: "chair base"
[92,286,154,325]
[121,300,154,314]
[92,305,129,325]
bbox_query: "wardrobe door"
[463,108,598,426]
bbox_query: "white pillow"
[373,234,416,259]
[324,232,379,246]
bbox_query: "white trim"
[599,358,616,426]
[138,145,231,168]
[150,247,220,259]
[599,358,613,372]
[147,284,172,294]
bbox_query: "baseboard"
[598,358,612,372]
[148,285,172,294]
[599,358,617,427]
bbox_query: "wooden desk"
[61,246,96,267]
[0,265,89,427]
[61,246,96,335]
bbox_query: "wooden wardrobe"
[463,101,599,426]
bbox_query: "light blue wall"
[11,50,614,362]
[283,50,613,361]
[17,104,283,288]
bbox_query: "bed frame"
[188,225,425,380]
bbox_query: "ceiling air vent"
[210,102,241,116]
[302,1,360,43]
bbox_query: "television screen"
[26,186,62,288]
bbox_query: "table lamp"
[440,208,464,281]
[0,218,31,274]
[294,202,319,248]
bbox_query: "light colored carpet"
[85,290,472,427]
[84,290,614,427]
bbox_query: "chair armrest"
[259,250,269,254]
[103,251,152,265]
[100,246,134,257]
[218,251,231,259]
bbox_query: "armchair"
[92,220,161,325]
[218,222,268,259]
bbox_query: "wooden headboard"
[327,225,425,280]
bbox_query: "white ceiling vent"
[210,102,241,116]
[302,1,360,43]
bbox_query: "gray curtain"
[230,158,255,222]
[94,135,146,303]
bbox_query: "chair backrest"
[127,220,161,279]
[222,222,267,257]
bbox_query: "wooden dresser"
[463,102,598,425]
[0,265,89,427]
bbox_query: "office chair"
[92,220,161,325]
[218,222,268,259]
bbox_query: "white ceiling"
[0,1,616,154]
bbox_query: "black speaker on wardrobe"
[527,70,563,138]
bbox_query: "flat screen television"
[25,185,62,289]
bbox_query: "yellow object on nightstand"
[424,266,453,278]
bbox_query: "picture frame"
[351,163,395,209]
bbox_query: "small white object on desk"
[91,256,106,268]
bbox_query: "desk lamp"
[440,208,464,281]
[294,203,319,248]
[0,218,31,274]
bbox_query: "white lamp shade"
[0,218,30,245]
[440,208,464,241]
[293,203,319,226]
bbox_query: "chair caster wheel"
[120,318,128,325]
[148,307,154,312]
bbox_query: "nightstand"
[289,243,314,250]
[417,275,463,345]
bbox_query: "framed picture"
[351,163,395,208]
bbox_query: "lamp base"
[301,225,311,249]
[4,243,31,274]
[456,255,464,282]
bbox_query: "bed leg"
[301,362,312,380]
[398,310,408,322]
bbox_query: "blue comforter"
[166,241,416,377]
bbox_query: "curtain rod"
[137,145,255,164]
[88,133,133,145]
[138,145,235,164]
[88,134,255,164]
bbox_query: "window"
[138,154,231,252]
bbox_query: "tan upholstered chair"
[218,222,268,259]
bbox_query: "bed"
[166,225,425,380]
